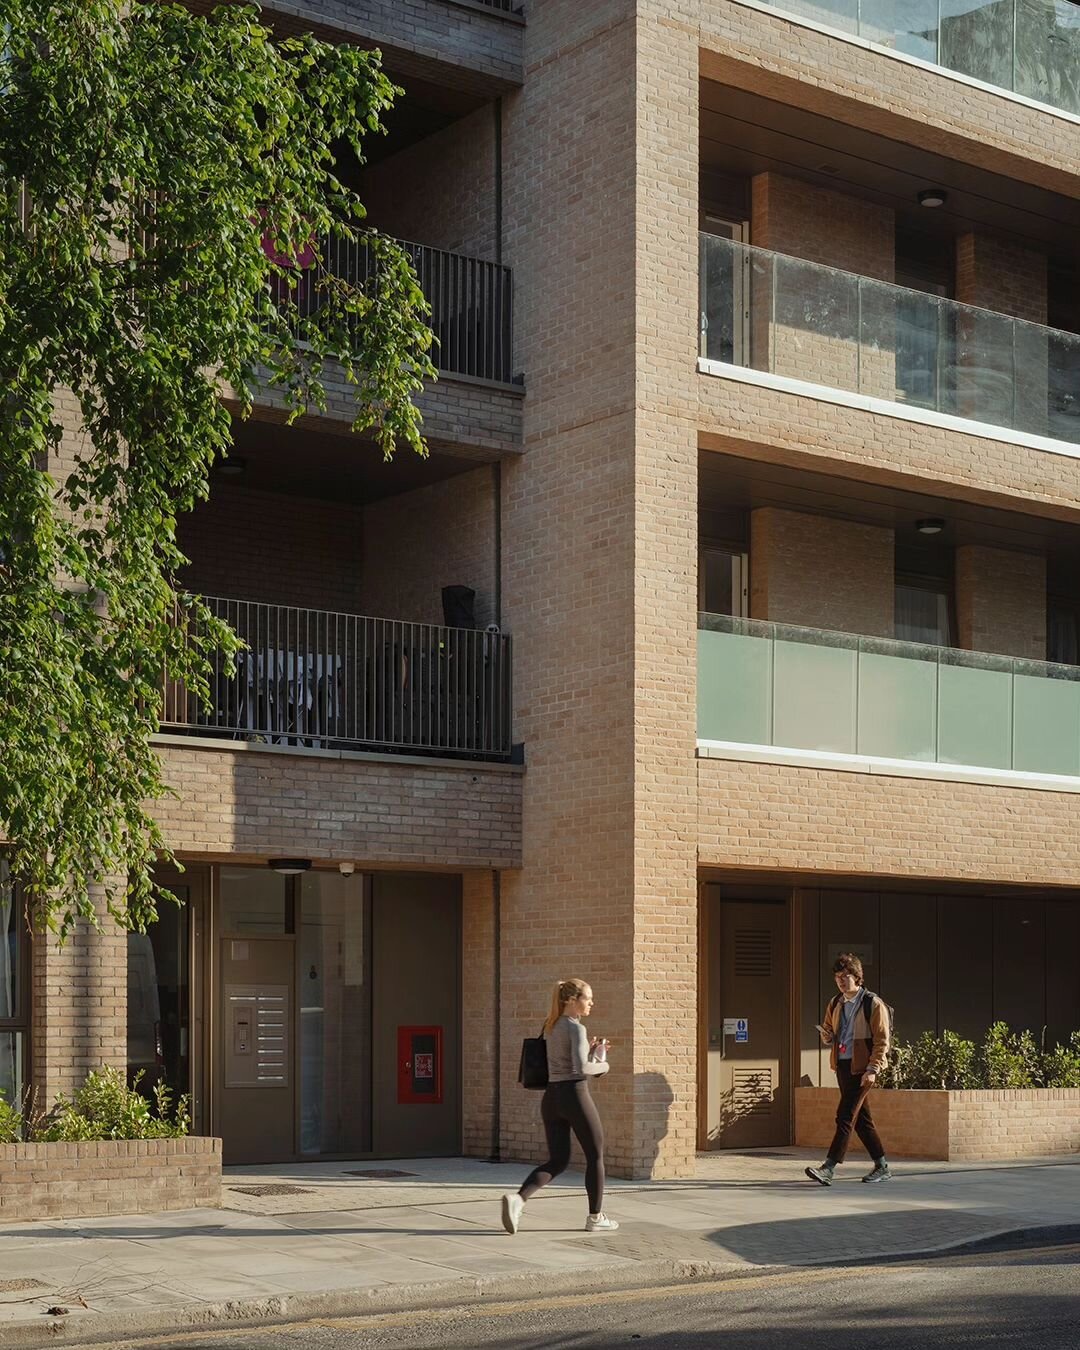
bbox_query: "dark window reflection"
[127,893,190,1100]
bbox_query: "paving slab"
[0,1149,1076,1348]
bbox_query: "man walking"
[806,952,891,1186]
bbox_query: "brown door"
[218,937,295,1164]
[704,890,790,1149]
[371,874,461,1156]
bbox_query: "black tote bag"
[518,1025,548,1090]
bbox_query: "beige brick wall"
[956,544,1047,659]
[696,1,1080,197]
[751,173,895,282]
[31,893,127,1105]
[750,506,895,637]
[177,482,365,613]
[461,870,497,1158]
[154,740,522,869]
[361,105,498,260]
[0,1137,221,1222]
[956,233,1048,325]
[359,464,497,627]
[699,754,1080,886]
[797,1086,1080,1160]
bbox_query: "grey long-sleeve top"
[546,1015,609,1082]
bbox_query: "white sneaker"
[585,1212,619,1232]
[501,1192,524,1235]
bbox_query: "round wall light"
[918,188,947,209]
[268,858,311,875]
[916,517,946,535]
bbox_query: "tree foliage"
[0,0,435,937]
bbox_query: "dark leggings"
[828,1060,885,1163]
[519,1079,605,1213]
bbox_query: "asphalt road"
[89,1230,1080,1350]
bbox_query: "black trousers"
[519,1079,605,1213]
[828,1060,885,1163]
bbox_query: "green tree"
[0,0,435,937]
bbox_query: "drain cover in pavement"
[342,1169,419,1179]
[0,1279,47,1293]
[229,1184,314,1197]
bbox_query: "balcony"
[162,598,513,761]
[699,612,1080,777]
[699,233,1080,448]
[753,0,1080,118]
[280,237,514,387]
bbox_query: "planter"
[0,1136,222,1222]
[795,1087,1080,1161]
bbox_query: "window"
[700,215,750,365]
[1049,598,1079,666]
[700,547,748,617]
[895,581,952,647]
[0,860,29,1109]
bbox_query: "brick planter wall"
[0,1137,222,1222]
[796,1088,1080,1160]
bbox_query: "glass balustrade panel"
[771,253,860,390]
[861,0,941,58]
[933,653,1014,768]
[1012,662,1080,775]
[772,629,859,753]
[1014,0,1080,113]
[697,624,772,743]
[939,0,1016,89]
[856,645,939,760]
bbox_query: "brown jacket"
[820,989,890,1075]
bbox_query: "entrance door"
[371,874,461,1156]
[704,889,790,1149]
[218,936,295,1164]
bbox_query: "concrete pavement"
[0,1149,1076,1347]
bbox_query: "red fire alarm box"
[397,1025,443,1105]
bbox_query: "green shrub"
[36,1067,190,1142]
[0,1095,23,1143]
[979,1022,1037,1089]
[1040,1032,1080,1088]
[888,1029,978,1090]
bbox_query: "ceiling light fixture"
[268,858,311,876]
[916,517,946,535]
[918,188,947,209]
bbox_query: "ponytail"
[543,977,589,1034]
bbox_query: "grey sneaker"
[805,1161,836,1186]
[862,1161,892,1184]
[501,1192,524,1234]
[585,1212,619,1232]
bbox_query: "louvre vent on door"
[734,928,772,977]
[732,1068,773,1115]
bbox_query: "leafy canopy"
[0,0,435,938]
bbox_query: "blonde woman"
[501,978,618,1236]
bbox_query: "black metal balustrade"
[279,236,514,385]
[162,598,513,760]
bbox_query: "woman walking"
[502,978,619,1235]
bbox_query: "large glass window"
[0,861,28,1109]
[895,581,953,646]
[127,891,190,1100]
[219,868,290,934]
[299,872,371,1155]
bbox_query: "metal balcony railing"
[699,612,1080,777]
[755,0,1080,116]
[279,236,514,385]
[162,598,513,760]
[699,232,1080,446]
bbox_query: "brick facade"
[956,544,1047,659]
[750,507,895,637]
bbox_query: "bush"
[883,1024,1080,1090]
[0,1095,23,1143]
[36,1068,190,1142]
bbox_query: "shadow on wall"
[635,1072,675,1178]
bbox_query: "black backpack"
[517,1026,549,1090]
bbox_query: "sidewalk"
[0,1149,1077,1346]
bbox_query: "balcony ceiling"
[698,449,1080,581]
[216,415,478,505]
[700,80,1080,257]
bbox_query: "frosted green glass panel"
[1013,672,1080,776]
[937,664,1012,768]
[773,640,857,753]
[697,629,771,744]
[857,651,937,761]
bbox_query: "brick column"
[461,869,498,1158]
[750,507,895,638]
[955,544,1046,659]
[955,234,1049,435]
[31,888,127,1108]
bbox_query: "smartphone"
[815,1024,828,1035]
